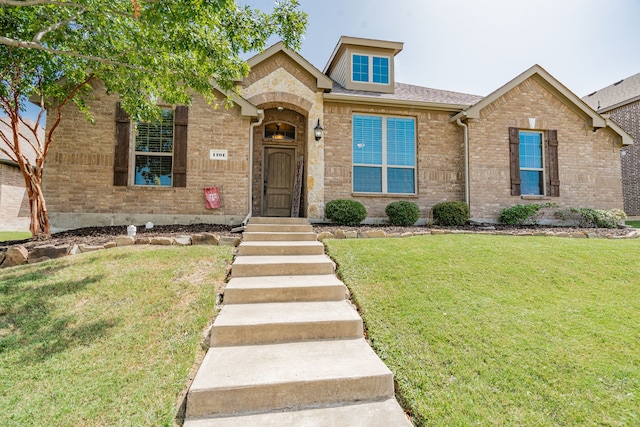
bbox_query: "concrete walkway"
[184,217,413,426]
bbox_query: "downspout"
[242,109,264,226]
[455,117,470,206]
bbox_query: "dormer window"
[352,54,389,84]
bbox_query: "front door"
[263,146,295,217]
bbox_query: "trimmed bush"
[325,199,367,226]
[385,201,420,226]
[569,208,626,229]
[432,201,470,226]
[498,204,543,225]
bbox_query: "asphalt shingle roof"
[330,82,483,107]
[582,72,640,112]
[0,118,41,165]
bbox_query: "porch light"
[314,119,323,141]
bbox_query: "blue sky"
[241,0,640,97]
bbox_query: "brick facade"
[0,162,31,231]
[468,77,624,221]
[607,100,640,215]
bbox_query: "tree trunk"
[25,169,50,238]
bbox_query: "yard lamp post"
[314,119,323,141]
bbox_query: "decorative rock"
[479,226,496,231]
[517,232,534,236]
[78,244,105,253]
[365,230,386,239]
[401,232,414,238]
[104,242,117,249]
[69,244,80,255]
[387,233,401,238]
[115,236,135,246]
[344,231,358,239]
[0,251,5,265]
[192,233,219,245]
[150,237,173,246]
[586,232,598,239]
[174,235,192,246]
[218,236,241,247]
[414,231,431,236]
[571,232,587,238]
[626,230,639,239]
[431,230,448,235]
[1,245,28,268]
[28,245,70,263]
[555,232,570,238]
[135,236,151,245]
[334,230,346,239]
[316,232,335,241]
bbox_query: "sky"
[240,0,640,97]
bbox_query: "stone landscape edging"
[1,228,638,269]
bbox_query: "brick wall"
[323,101,465,222]
[607,100,640,215]
[468,77,624,221]
[0,162,30,231]
[43,80,253,230]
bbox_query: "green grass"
[626,220,640,228]
[0,245,232,427]
[0,231,31,242]
[326,235,640,426]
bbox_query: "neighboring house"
[42,36,632,231]
[0,119,40,231]
[583,73,640,215]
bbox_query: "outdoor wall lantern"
[314,119,324,141]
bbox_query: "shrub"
[569,208,626,228]
[385,201,420,226]
[432,201,470,226]
[498,203,544,225]
[325,199,367,226]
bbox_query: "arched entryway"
[252,106,307,217]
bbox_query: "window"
[353,114,415,194]
[264,122,296,140]
[519,131,544,195]
[508,127,559,197]
[352,54,389,84]
[134,109,175,186]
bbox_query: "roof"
[247,41,333,91]
[452,64,633,146]
[582,72,640,113]
[0,118,41,166]
[324,82,483,111]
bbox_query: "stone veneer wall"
[607,100,640,215]
[468,77,624,221]
[43,80,254,231]
[0,162,31,231]
[322,101,465,222]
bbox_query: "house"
[42,36,632,231]
[583,73,640,215]
[0,119,40,232]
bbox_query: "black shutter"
[114,102,130,186]
[547,130,559,197]
[508,127,521,196]
[173,106,188,188]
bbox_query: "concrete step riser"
[223,285,347,304]
[187,374,394,418]
[248,217,310,225]
[237,244,324,256]
[242,232,318,242]
[245,224,313,233]
[232,262,334,277]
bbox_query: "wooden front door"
[263,147,295,217]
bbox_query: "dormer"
[324,36,403,94]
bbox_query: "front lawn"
[626,220,640,228]
[326,235,640,426]
[0,245,232,426]
[0,231,31,242]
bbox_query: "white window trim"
[519,130,546,196]
[130,107,175,187]
[352,113,417,195]
[351,53,390,85]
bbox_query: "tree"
[0,0,307,237]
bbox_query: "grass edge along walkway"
[325,235,640,427]
[0,245,232,427]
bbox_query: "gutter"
[455,116,470,206]
[242,109,264,226]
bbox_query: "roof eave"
[596,94,640,113]
[323,92,469,112]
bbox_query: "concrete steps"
[210,300,363,346]
[231,254,335,277]
[223,275,348,304]
[237,240,324,256]
[185,217,412,426]
[183,398,411,427]
[186,339,395,418]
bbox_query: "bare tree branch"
[33,7,86,42]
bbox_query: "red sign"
[204,187,221,209]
